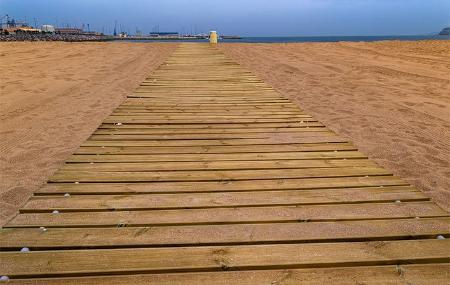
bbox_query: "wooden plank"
[119,101,298,105]
[108,110,306,114]
[120,99,291,104]
[94,127,329,135]
[119,103,297,107]
[103,118,316,124]
[87,131,334,141]
[36,176,409,195]
[99,122,325,129]
[116,100,294,105]
[49,167,390,183]
[80,138,349,147]
[21,186,425,211]
[112,107,303,112]
[66,151,367,163]
[111,110,309,115]
[125,95,287,99]
[106,115,313,120]
[7,202,446,227]
[136,85,274,89]
[75,143,357,154]
[5,264,450,285]
[59,159,377,172]
[134,88,276,92]
[110,112,310,116]
[1,218,448,249]
[1,240,449,278]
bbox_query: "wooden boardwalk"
[1,43,449,284]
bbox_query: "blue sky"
[1,0,449,36]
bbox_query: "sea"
[121,35,450,43]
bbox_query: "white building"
[41,25,55,33]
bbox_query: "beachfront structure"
[149,32,179,37]
[55,28,83,34]
[0,26,40,34]
[210,31,218,43]
[41,25,55,33]
[16,27,40,33]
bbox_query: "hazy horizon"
[1,0,449,36]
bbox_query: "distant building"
[1,26,40,34]
[55,28,82,34]
[0,27,14,34]
[41,25,55,33]
[16,26,41,33]
[149,32,179,37]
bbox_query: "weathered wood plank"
[4,264,450,285]
[49,167,390,183]
[103,118,316,124]
[75,143,357,154]
[1,218,448,249]
[80,138,349,147]
[111,111,310,116]
[36,176,409,195]
[94,127,328,135]
[1,240,449,277]
[7,202,446,227]
[66,151,367,163]
[21,186,425,211]
[99,122,324,129]
[87,131,334,141]
[59,159,376,172]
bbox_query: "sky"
[1,0,449,36]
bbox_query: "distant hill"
[438,27,450,35]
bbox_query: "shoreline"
[1,34,449,43]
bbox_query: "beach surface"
[0,42,176,224]
[0,40,449,225]
[220,40,450,211]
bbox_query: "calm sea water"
[121,35,450,43]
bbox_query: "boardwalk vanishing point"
[0,43,449,284]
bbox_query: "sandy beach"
[221,40,450,211]
[0,42,176,224]
[1,40,449,225]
